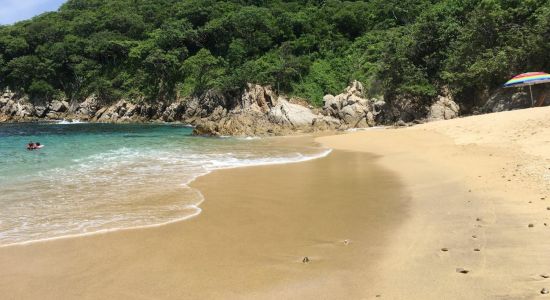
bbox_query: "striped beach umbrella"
[504,72,550,107]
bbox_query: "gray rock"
[185,85,340,136]
[428,95,460,120]
[322,80,383,128]
[49,100,68,113]
[483,89,532,113]
[34,106,48,118]
[269,98,317,127]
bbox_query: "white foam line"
[185,148,333,185]
[0,205,203,248]
[1,148,333,248]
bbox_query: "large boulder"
[34,106,48,118]
[241,83,278,113]
[74,95,100,118]
[269,98,318,127]
[322,80,382,128]
[428,95,460,120]
[49,100,69,113]
[162,101,186,122]
[95,100,124,122]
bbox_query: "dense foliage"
[1,0,549,108]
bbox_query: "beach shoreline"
[1,107,550,299]
[0,139,407,299]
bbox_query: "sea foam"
[0,125,331,247]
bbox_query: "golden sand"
[0,150,405,299]
[2,106,550,299]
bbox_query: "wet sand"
[0,149,406,299]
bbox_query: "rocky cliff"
[0,81,462,135]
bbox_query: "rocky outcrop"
[1,80,461,135]
[481,87,550,113]
[0,91,35,122]
[322,80,388,128]
[189,84,341,136]
[427,95,460,121]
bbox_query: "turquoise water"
[0,122,330,246]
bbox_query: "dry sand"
[2,106,550,299]
[318,106,550,299]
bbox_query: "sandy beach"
[2,107,550,299]
[318,106,550,299]
[0,148,406,299]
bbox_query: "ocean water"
[0,122,330,246]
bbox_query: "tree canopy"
[1,0,549,108]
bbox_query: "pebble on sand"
[541,288,549,294]
[474,248,481,252]
[302,257,310,263]
[472,235,477,239]
[529,223,535,228]
[441,248,449,252]
[541,274,550,279]
[456,268,470,274]
[476,217,482,222]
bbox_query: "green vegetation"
[1,0,549,108]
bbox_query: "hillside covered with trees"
[1,0,549,111]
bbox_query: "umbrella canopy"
[504,72,550,87]
[504,72,550,107]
